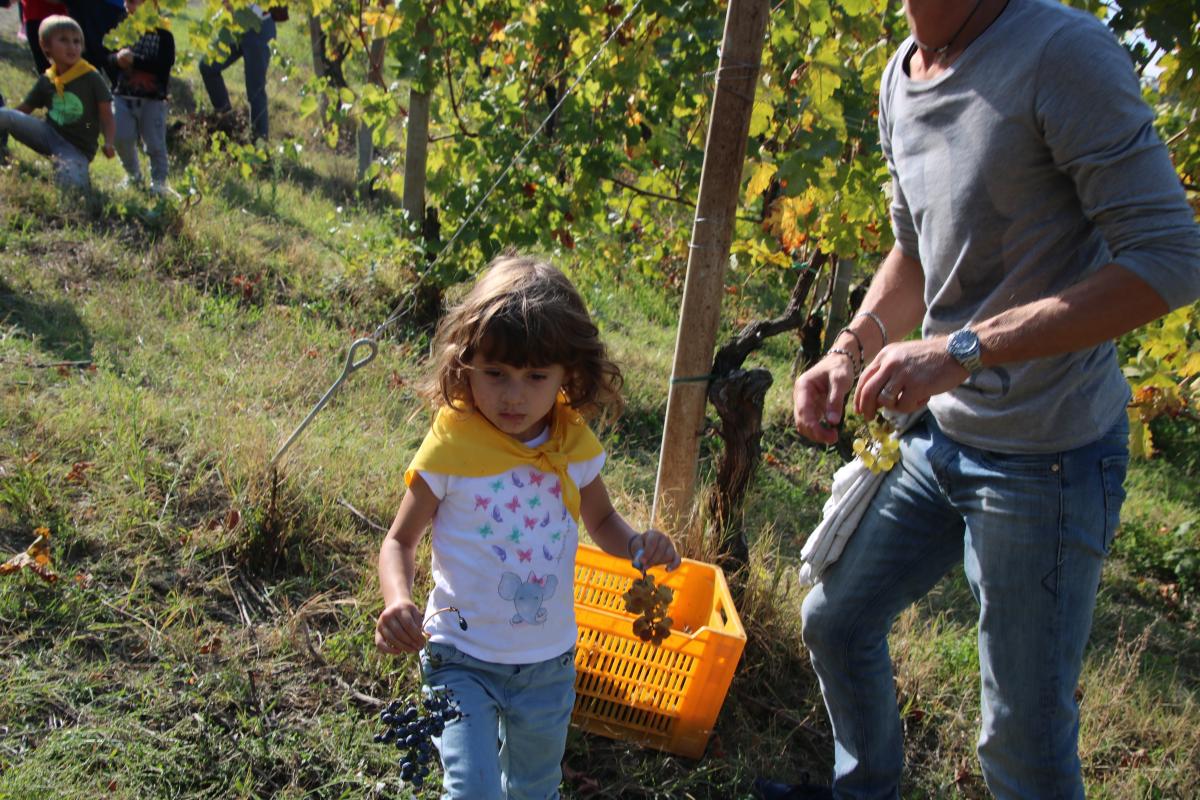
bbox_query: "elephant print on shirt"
[498,571,558,625]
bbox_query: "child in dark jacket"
[109,0,175,196]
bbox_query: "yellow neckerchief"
[405,399,603,523]
[45,59,97,98]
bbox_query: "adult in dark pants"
[18,0,70,73]
[199,3,276,141]
[64,0,126,83]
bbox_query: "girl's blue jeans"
[801,412,1128,799]
[420,641,576,800]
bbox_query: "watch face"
[949,329,981,371]
[949,329,975,357]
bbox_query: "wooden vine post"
[651,0,771,533]
[403,14,433,226]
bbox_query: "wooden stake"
[652,0,771,532]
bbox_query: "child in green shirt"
[0,15,115,189]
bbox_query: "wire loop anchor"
[269,337,378,468]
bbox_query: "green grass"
[3,7,1199,799]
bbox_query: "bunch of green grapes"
[852,415,900,473]
[622,575,674,646]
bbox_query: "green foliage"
[1114,519,1200,597]
[1122,305,1200,458]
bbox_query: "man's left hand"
[854,337,970,419]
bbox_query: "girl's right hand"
[375,599,426,654]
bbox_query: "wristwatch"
[947,327,984,375]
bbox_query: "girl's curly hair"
[422,254,624,420]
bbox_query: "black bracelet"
[835,327,865,362]
[627,533,643,557]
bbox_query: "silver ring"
[878,385,898,403]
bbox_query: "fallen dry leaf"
[65,461,94,483]
[0,527,58,583]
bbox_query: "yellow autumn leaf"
[1179,349,1200,378]
[748,100,774,137]
[1126,409,1155,459]
[745,162,777,203]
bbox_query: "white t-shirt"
[418,426,605,664]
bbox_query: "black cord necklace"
[913,0,987,59]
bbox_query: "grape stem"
[423,606,469,635]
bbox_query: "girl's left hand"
[631,529,681,572]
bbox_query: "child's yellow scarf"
[405,400,603,523]
[45,59,97,97]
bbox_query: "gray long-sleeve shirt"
[879,0,1200,453]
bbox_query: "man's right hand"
[793,353,856,445]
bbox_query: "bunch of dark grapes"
[622,574,674,645]
[373,689,462,788]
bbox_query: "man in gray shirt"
[789,0,1200,798]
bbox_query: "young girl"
[375,255,680,799]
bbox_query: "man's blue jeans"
[801,413,1128,799]
[420,641,576,800]
[199,16,276,141]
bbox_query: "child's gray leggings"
[114,96,169,186]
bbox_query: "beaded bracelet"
[835,326,865,362]
[854,311,888,347]
[827,347,862,376]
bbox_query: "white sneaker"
[118,175,144,191]
[151,181,181,200]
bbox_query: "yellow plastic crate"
[571,543,746,758]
